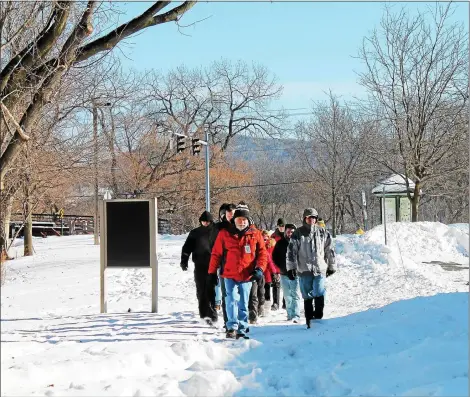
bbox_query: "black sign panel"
[106,201,150,267]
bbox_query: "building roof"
[371,174,417,195]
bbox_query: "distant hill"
[223,134,297,163]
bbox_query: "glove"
[287,269,297,281]
[180,262,188,271]
[207,273,219,287]
[249,268,264,282]
[326,269,336,278]
[273,273,281,283]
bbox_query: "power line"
[67,179,316,199]
[213,180,315,190]
[242,107,309,114]
[224,147,296,153]
[283,112,312,117]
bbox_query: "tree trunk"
[0,194,13,260]
[23,185,33,256]
[3,197,13,246]
[332,189,336,237]
[411,181,421,222]
[346,194,361,230]
[338,198,345,235]
[24,215,33,256]
[110,110,118,195]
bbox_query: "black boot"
[313,296,325,319]
[304,299,314,329]
[226,329,237,339]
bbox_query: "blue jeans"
[224,278,252,334]
[215,268,222,305]
[280,275,301,320]
[299,273,326,300]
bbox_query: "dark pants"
[264,282,271,301]
[249,275,265,321]
[221,276,228,325]
[195,270,217,321]
[271,278,281,306]
[299,274,326,325]
[265,279,280,305]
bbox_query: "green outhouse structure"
[371,174,420,224]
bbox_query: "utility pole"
[361,190,368,231]
[93,102,99,245]
[92,99,111,245]
[204,128,210,212]
[382,186,387,245]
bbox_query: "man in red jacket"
[208,203,267,339]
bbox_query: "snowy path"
[1,222,468,396]
[2,312,246,397]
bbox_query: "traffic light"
[191,138,201,156]
[176,135,186,153]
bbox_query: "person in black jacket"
[272,223,301,322]
[181,210,217,324]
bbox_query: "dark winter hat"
[234,202,250,220]
[302,208,318,219]
[199,211,213,223]
[277,218,285,227]
[218,203,229,220]
[219,203,237,220]
[285,223,297,230]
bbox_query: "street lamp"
[92,99,111,245]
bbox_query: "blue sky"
[115,1,468,113]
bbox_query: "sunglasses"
[307,216,318,220]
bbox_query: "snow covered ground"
[1,222,468,396]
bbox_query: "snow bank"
[318,222,469,319]
[232,292,469,397]
[362,221,469,262]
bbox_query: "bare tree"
[242,152,305,230]
[148,66,221,138]
[357,3,468,221]
[419,111,469,223]
[294,92,370,236]
[211,59,285,150]
[1,0,196,177]
[146,60,285,151]
[0,1,196,255]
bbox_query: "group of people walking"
[180,202,337,339]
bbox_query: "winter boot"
[236,333,250,340]
[226,329,237,339]
[313,296,325,319]
[304,299,314,329]
[249,311,258,324]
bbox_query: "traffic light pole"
[173,129,210,212]
[204,129,210,212]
